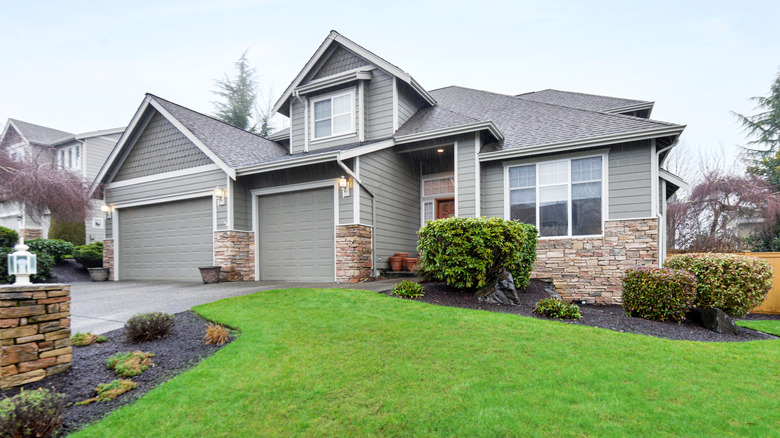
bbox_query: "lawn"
[75,288,780,437]
[738,319,780,336]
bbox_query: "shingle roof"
[515,89,651,112]
[407,86,681,151]
[394,105,481,137]
[150,95,289,168]
[9,119,73,145]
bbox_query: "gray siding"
[232,179,251,231]
[365,70,394,140]
[360,148,419,268]
[84,200,106,243]
[359,186,373,226]
[241,162,343,191]
[397,82,420,127]
[608,141,652,219]
[481,161,504,218]
[114,112,212,181]
[290,98,305,154]
[105,217,113,239]
[339,191,353,224]
[311,46,369,80]
[84,134,120,182]
[107,169,226,204]
[456,134,477,217]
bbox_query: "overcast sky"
[2,1,778,175]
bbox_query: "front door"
[436,198,455,219]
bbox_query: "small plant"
[71,332,108,347]
[0,387,65,438]
[533,298,582,319]
[622,268,697,322]
[392,280,425,299]
[76,379,137,406]
[204,323,230,345]
[25,238,76,264]
[124,312,175,342]
[73,241,103,269]
[106,351,155,377]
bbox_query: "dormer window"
[312,90,354,140]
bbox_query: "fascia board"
[295,68,373,95]
[394,121,503,145]
[75,127,126,140]
[605,102,655,114]
[659,169,689,191]
[272,32,338,115]
[338,139,396,160]
[235,152,340,176]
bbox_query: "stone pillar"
[531,218,659,304]
[19,229,42,240]
[214,231,255,281]
[336,225,373,283]
[103,239,114,279]
[1,284,72,389]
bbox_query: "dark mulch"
[382,279,780,342]
[0,311,233,436]
[49,259,91,283]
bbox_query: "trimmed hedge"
[73,241,103,269]
[0,226,18,248]
[417,217,538,290]
[664,253,773,317]
[25,238,75,264]
[622,268,697,322]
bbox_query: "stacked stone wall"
[214,231,255,281]
[1,284,71,389]
[20,229,43,240]
[532,218,659,304]
[336,225,373,283]
[103,239,114,279]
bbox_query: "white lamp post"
[8,242,37,285]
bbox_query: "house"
[0,119,124,243]
[95,31,686,304]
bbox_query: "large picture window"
[312,91,354,140]
[508,156,603,237]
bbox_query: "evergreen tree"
[734,71,780,188]
[213,51,264,133]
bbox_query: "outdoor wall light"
[8,242,37,285]
[214,187,226,206]
[339,176,350,198]
[437,148,445,153]
[100,204,113,219]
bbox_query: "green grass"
[75,289,780,437]
[738,319,780,336]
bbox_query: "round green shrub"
[73,241,103,268]
[621,267,697,322]
[533,298,582,319]
[48,217,85,246]
[25,238,75,264]
[124,312,175,342]
[392,280,425,299]
[417,217,538,290]
[664,253,773,317]
[0,247,54,284]
[0,226,19,248]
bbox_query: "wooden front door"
[436,198,455,219]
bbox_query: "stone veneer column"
[1,284,72,389]
[336,225,373,283]
[102,239,114,279]
[214,231,255,281]
[20,229,43,240]
[531,218,659,304]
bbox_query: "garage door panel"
[258,187,334,281]
[119,197,212,281]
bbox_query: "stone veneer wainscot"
[103,239,114,279]
[214,231,255,281]
[336,225,373,283]
[531,218,659,304]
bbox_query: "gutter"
[394,121,504,145]
[336,157,378,277]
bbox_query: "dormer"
[273,31,435,154]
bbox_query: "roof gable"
[0,123,24,150]
[7,119,72,145]
[310,46,370,81]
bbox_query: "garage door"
[258,187,334,281]
[118,197,212,281]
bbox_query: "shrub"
[664,253,773,316]
[106,351,155,377]
[533,298,582,319]
[76,379,137,406]
[621,268,697,322]
[0,226,19,248]
[25,239,75,264]
[0,247,54,284]
[124,312,175,342]
[48,218,85,246]
[0,388,65,438]
[204,323,230,345]
[417,217,538,290]
[392,280,425,299]
[71,332,108,347]
[73,241,103,268]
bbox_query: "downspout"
[655,139,678,266]
[337,157,378,277]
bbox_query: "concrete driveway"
[70,278,407,334]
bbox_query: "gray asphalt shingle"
[515,89,651,112]
[9,119,73,145]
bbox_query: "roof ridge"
[516,88,652,105]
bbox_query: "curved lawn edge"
[737,319,780,336]
[73,288,780,437]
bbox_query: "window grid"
[312,91,354,140]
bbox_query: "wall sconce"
[214,187,226,206]
[100,204,113,219]
[7,242,37,285]
[338,176,350,198]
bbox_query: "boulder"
[700,308,739,335]
[475,271,519,305]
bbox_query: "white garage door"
[118,197,212,281]
[257,188,334,281]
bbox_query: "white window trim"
[504,153,607,239]
[92,217,104,229]
[419,172,455,227]
[310,89,356,142]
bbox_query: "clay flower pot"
[388,256,404,272]
[198,266,221,284]
[403,257,418,272]
[394,252,409,258]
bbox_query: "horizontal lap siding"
[397,83,419,127]
[457,135,477,217]
[360,149,419,266]
[608,141,652,219]
[481,161,504,218]
[366,70,394,140]
[359,187,373,226]
[290,99,305,154]
[84,200,105,243]
[232,179,251,231]
[84,135,120,182]
[107,169,227,204]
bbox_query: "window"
[421,176,455,223]
[74,145,81,169]
[311,91,354,140]
[59,150,65,168]
[67,148,73,169]
[508,156,603,237]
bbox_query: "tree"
[212,50,273,136]
[734,71,780,187]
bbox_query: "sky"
[1,1,778,179]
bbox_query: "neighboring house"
[0,119,124,243]
[96,31,686,304]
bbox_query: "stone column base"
[102,239,114,280]
[214,231,255,281]
[336,225,373,283]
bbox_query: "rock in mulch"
[474,270,519,305]
[700,308,739,335]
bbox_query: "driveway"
[70,278,408,334]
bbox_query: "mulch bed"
[0,311,233,436]
[381,279,780,343]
